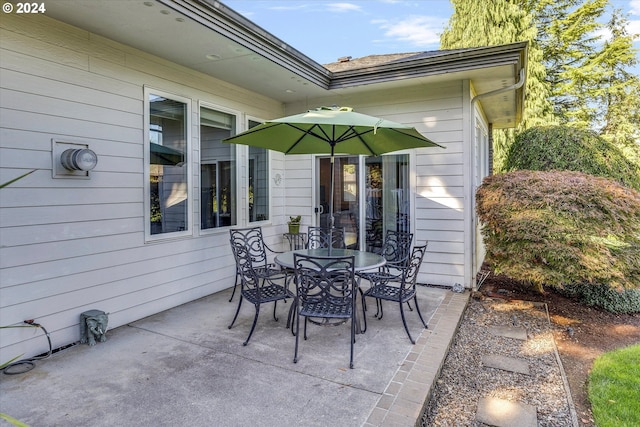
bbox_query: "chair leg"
[273,301,279,321]
[376,299,384,319]
[228,295,244,329]
[286,300,296,331]
[406,301,414,311]
[413,295,428,328]
[399,299,415,344]
[303,317,309,340]
[358,287,367,312]
[243,303,260,346]
[229,273,239,302]
[360,294,368,333]
[350,313,355,369]
[293,309,300,363]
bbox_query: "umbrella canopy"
[224,106,443,156]
[223,106,444,226]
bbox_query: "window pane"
[248,120,269,222]
[200,107,236,229]
[365,154,409,252]
[149,95,188,235]
[318,156,358,248]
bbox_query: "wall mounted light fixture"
[52,139,98,179]
[60,148,98,171]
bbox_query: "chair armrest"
[263,240,284,255]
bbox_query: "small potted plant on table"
[288,215,301,234]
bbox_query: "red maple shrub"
[476,170,640,295]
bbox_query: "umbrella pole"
[329,152,336,256]
[329,150,335,229]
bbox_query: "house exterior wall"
[285,81,471,287]
[0,13,285,361]
[1,11,490,361]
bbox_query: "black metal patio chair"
[306,226,346,249]
[357,230,413,310]
[228,226,283,302]
[360,243,429,344]
[227,230,294,346]
[357,230,413,280]
[292,253,357,368]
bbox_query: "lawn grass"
[588,343,640,427]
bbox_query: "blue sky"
[224,0,639,67]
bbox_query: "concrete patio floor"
[0,285,469,427]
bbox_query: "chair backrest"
[229,226,269,267]
[293,253,356,309]
[399,243,429,291]
[380,230,414,266]
[306,226,346,249]
[229,242,259,290]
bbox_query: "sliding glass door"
[365,154,410,252]
[317,156,359,248]
[316,154,410,252]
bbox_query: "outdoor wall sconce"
[52,139,97,179]
[60,148,98,171]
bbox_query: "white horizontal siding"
[298,82,468,287]
[0,12,283,362]
[283,155,315,224]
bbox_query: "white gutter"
[471,68,526,105]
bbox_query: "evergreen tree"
[534,1,639,163]
[540,0,608,126]
[596,9,640,165]
[440,0,554,172]
[441,0,640,170]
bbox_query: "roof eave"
[328,42,528,89]
[165,0,332,88]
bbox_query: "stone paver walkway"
[476,396,538,427]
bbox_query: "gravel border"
[421,295,579,427]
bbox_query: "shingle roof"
[323,49,473,72]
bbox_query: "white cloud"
[269,5,309,11]
[624,0,640,40]
[327,3,362,13]
[374,16,443,47]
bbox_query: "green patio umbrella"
[223,106,444,226]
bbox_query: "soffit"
[43,0,331,102]
[43,0,525,127]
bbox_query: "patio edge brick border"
[363,289,470,427]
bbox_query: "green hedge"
[504,126,640,191]
[476,170,640,294]
[555,284,640,314]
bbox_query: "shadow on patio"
[0,285,468,427]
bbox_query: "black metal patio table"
[274,248,385,272]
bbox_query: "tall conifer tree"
[442,0,639,170]
[596,9,640,164]
[441,0,554,172]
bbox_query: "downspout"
[468,67,526,291]
[471,68,526,106]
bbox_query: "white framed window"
[247,118,270,223]
[474,117,489,189]
[144,87,192,240]
[199,104,239,231]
